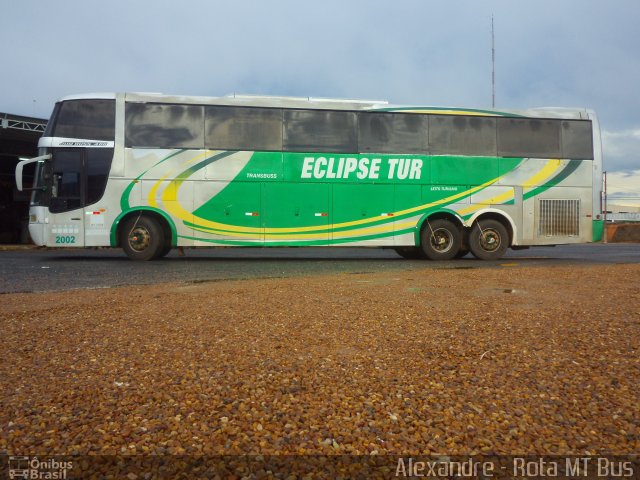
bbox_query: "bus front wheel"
[420,219,461,261]
[121,215,165,261]
[469,219,509,260]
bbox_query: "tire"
[469,219,509,261]
[121,215,165,261]
[420,219,461,261]
[394,247,426,259]
[455,247,470,259]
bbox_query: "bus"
[15,92,604,261]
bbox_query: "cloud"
[602,129,640,172]
[606,169,640,206]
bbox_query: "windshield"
[52,100,115,140]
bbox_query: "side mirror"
[15,154,51,191]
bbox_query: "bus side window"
[359,112,428,154]
[429,115,497,156]
[283,110,357,153]
[497,118,561,158]
[125,103,204,149]
[561,120,594,159]
[205,106,283,151]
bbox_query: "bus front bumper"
[28,206,48,246]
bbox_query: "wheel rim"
[430,228,454,253]
[128,226,151,252]
[479,228,501,252]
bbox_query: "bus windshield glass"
[47,99,116,140]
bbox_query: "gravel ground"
[1,264,639,457]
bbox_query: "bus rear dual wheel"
[121,215,171,261]
[419,218,509,261]
[468,219,509,261]
[420,219,462,261]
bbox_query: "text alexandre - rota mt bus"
[15,92,604,261]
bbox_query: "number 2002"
[55,235,76,244]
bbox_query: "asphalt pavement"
[1,243,639,293]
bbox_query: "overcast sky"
[2,0,639,204]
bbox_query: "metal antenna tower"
[492,15,496,108]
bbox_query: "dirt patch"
[1,264,639,456]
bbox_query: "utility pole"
[603,170,608,243]
[492,15,496,109]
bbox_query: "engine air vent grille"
[539,199,580,237]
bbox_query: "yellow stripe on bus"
[456,159,563,216]
[189,218,418,241]
[522,159,563,188]
[398,109,501,116]
[148,151,211,207]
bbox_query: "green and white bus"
[16,92,604,261]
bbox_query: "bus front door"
[48,149,85,247]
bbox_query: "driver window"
[50,150,83,213]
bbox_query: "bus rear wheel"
[121,215,165,261]
[420,219,461,261]
[469,219,509,260]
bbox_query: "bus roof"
[56,92,593,120]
